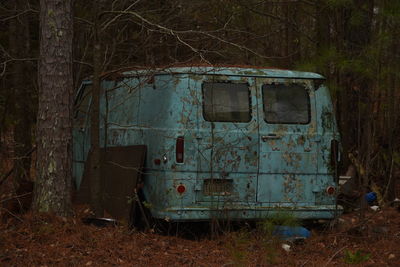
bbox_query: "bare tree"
[32,0,73,216]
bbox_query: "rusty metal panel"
[74,145,146,222]
[194,76,259,204]
[256,78,318,204]
[101,145,146,221]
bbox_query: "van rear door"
[195,76,259,203]
[256,78,317,205]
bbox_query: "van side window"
[74,84,92,126]
[262,83,310,124]
[203,82,251,122]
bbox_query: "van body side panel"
[256,78,317,205]
[138,74,199,214]
[314,84,338,206]
[72,67,342,221]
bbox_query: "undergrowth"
[226,211,299,266]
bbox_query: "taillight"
[326,186,336,195]
[176,184,186,194]
[176,136,184,163]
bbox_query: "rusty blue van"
[73,65,342,221]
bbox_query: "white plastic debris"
[339,175,351,186]
[393,198,400,209]
[370,205,380,211]
[281,243,291,252]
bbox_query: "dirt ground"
[1,204,399,267]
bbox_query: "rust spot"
[297,135,306,146]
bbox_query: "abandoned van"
[73,65,342,222]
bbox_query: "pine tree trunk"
[33,0,73,216]
[90,24,103,217]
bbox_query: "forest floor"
[1,148,399,266]
[1,203,400,266]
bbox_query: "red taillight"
[326,186,336,195]
[176,136,184,163]
[176,184,186,194]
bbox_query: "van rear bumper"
[151,205,343,221]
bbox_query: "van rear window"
[262,83,310,124]
[203,82,251,122]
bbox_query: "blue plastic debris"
[365,192,377,205]
[273,226,311,241]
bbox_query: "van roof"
[103,65,325,80]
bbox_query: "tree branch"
[0,58,38,77]
[102,9,277,61]
[0,8,38,22]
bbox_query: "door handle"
[261,134,281,141]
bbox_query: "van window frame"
[201,81,252,123]
[261,82,311,125]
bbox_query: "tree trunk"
[9,0,33,186]
[33,0,73,216]
[90,26,103,217]
[90,2,104,217]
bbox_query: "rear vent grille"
[203,179,233,196]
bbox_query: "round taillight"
[326,186,336,195]
[176,184,186,194]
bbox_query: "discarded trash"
[273,226,311,241]
[281,243,291,252]
[339,175,351,186]
[370,205,380,211]
[82,217,118,227]
[365,192,377,205]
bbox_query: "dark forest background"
[1,0,400,212]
